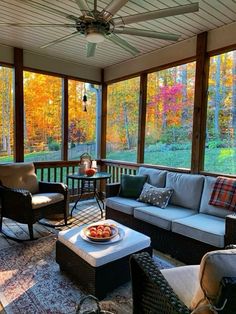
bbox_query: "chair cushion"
[137,183,173,208]
[32,192,64,209]
[134,205,196,230]
[200,176,232,218]
[137,167,167,188]
[172,213,225,248]
[166,172,204,210]
[191,248,236,311]
[119,174,147,198]
[161,265,200,308]
[106,196,150,215]
[0,162,39,194]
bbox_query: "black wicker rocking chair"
[130,251,236,314]
[0,162,68,241]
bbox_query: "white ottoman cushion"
[58,219,151,267]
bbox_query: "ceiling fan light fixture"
[86,31,105,43]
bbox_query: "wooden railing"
[34,161,81,201]
[33,160,194,202]
[102,160,139,183]
[33,160,139,201]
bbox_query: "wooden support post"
[137,73,147,164]
[100,69,107,165]
[191,32,209,173]
[14,47,24,162]
[100,70,107,193]
[62,77,68,161]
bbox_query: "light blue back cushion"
[137,167,167,188]
[199,176,232,218]
[166,172,204,210]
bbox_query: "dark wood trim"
[101,159,191,174]
[208,44,236,57]
[23,66,101,84]
[62,77,68,161]
[33,160,80,168]
[105,56,196,85]
[200,171,236,179]
[100,69,107,161]
[106,73,141,85]
[137,73,147,163]
[191,32,209,174]
[0,61,14,68]
[66,75,100,85]
[14,47,24,162]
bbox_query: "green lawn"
[1,147,235,175]
[107,147,236,175]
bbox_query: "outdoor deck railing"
[33,160,139,201]
[34,161,81,201]
[102,160,138,183]
[32,159,198,202]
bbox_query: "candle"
[91,160,97,169]
[84,161,89,170]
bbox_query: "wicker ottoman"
[56,219,152,299]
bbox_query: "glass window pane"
[0,65,14,162]
[145,62,196,168]
[106,77,140,162]
[204,50,236,174]
[24,71,62,161]
[68,80,99,160]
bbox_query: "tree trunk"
[214,56,221,138]
[232,51,236,146]
[162,72,168,130]
[181,64,188,123]
[122,103,131,150]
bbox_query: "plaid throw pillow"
[209,176,236,211]
[137,183,173,209]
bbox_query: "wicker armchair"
[130,251,236,314]
[0,162,68,241]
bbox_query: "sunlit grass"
[107,147,236,175]
[1,147,235,175]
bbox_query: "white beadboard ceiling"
[0,0,235,69]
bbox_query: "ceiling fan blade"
[106,34,139,56]
[87,42,97,57]
[40,31,79,49]
[0,22,75,28]
[113,3,199,26]
[15,0,78,21]
[100,0,129,21]
[75,0,91,15]
[114,28,180,41]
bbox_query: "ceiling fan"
[0,0,199,57]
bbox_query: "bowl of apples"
[83,224,118,242]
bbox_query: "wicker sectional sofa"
[105,167,236,264]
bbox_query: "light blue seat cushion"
[138,167,167,188]
[166,172,204,210]
[106,196,150,215]
[199,176,232,218]
[172,213,225,247]
[134,205,196,230]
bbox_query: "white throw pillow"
[191,249,236,313]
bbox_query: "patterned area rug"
[0,234,174,314]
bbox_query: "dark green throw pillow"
[119,174,147,198]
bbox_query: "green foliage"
[159,127,191,144]
[47,137,60,151]
[144,142,191,153]
[206,137,228,149]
